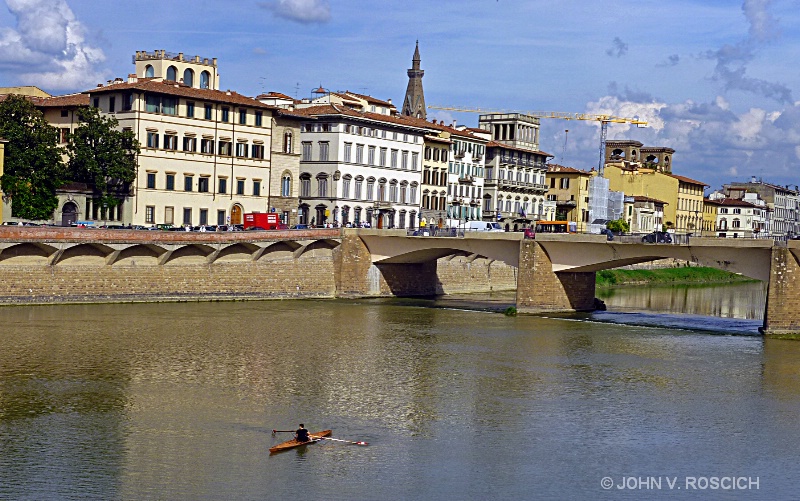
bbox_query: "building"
[710,198,763,238]
[446,126,488,225]
[622,196,667,233]
[265,108,304,225]
[292,104,426,228]
[479,113,551,231]
[401,41,426,119]
[420,131,451,227]
[724,178,799,238]
[0,86,51,98]
[81,51,278,227]
[545,164,593,232]
[603,140,707,234]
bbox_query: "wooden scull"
[269,430,332,454]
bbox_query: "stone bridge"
[0,226,797,337]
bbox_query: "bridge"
[0,226,797,337]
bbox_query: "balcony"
[458,175,475,184]
[454,151,465,159]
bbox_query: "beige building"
[623,196,667,233]
[545,164,593,232]
[0,86,51,98]
[267,110,304,225]
[421,131,451,227]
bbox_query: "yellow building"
[0,86,51,98]
[702,198,720,236]
[603,140,707,234]
[545,164,593,232]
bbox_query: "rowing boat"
[269,430,332,453]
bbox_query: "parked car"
[523,228,535,239]
[642,231,672,243]
[291,224,309,230]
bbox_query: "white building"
[445,126,488,224]
[293,104,426,229]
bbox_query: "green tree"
[0,95,66,220]
[606,218,630,233]
[67,106,139,210]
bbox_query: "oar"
[313,436,368,446]
[272,429,295,434]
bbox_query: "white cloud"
[742,0,779,42]
[260,0,331,24]
[0,0,106,91]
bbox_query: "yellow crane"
[427,105,648,172]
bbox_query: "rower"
[295,424,311,443]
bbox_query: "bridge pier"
[762,246,800,338]
[516,240,597,313]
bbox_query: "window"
[221,107,230,122]
[239,109,247,125]
[251,144,264,159]
[59,128,69,144]
[318,176,328,197]
[61,109,68,117]
[344,143,352,162]
[218,140,232,156]
[145,206,155,223]
[218,178,227,194]
[400,184,407,204]
[217,210,226,226]
[198,177,210,193]
[302,142,312,161]
[166,66,177,81]
[186,101,195,118]
[411,152,418,171]
[237,179,245,195]
[93,98,99,108]
[183,208,192,225]
[164,134,177,151]
[378,181,386,201]
[166,174,175,191]
[368,146,376,166]
[236,142,248,158]
[560,177,570,189]
[300,175,311,197]
[319,142,329,161]
[253,180,261,196]
[255,112,263,127]
[355,177,363,199]
[389,182,398,202]
[391,149,398,168]
[146,173,156,189]
[356,144,364,164]
[380,147,387,166]
[201,138,213,154]
[183,137,196,152]
[146,132,159,148]
[204,104,213,120]
[184,175,193,192]
[281,175,291,197]
[366,179,375,201]
[342,176,351,198]
[401,151,408,170]
[200,71,210,89]
[199,209,208,225]
[284,132,293,153]
[109,97,115,113]
[183,69,194,87]
[165,206,174,225]
[410,184,417,204]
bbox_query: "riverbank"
[596,266,758,287]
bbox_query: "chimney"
[751,176,757,183]
[387,98,392,104]
[128,74,138,84]
[451,119,457,128]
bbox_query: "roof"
[667,173,709,187]
[712,197,759,208]
[547,164,592,175]
[424,134,452,144]
[487,140,553,158]
[37,93,90,107]
[727,181,799,194]
[343,91,394,108]
[256,91,295,101]
[85,79,276,110]
[631,195,668,205]
[290,104,431,131]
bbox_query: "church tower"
[402,41,426,120]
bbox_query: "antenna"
[294,82,300,99]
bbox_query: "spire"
[402,41,426,120]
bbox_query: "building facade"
[725,179,799,238]
[545,164,593,232]
[623,196,666,233]
[293,104,425,229]
[420,131,450,227]
[446,128,487,224]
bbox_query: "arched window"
[317,174,328,197]
[166,66,178,81]
[389,180,398,203]
[284,132,292,153]
[377,179,387,202]
[144,65,154,78]
[281,173,292,197]
[183,68,194,87]
[200,71,210,89]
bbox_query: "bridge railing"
[406,228,465,238]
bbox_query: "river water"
[1,283,797,500]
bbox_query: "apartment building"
[725,179,799,237]
[545,164,593,232]
[420,131,451,226]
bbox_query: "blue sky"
[1,0,799,191]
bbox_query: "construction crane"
[428,105,648,172]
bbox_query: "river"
[0,282,796,500]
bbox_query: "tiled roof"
[37,93,90,107]
[631,195,668,205]
[343,91,395,107]
[85,79,275,109]
[291,104,431,131]
[547,164,592,175]
[713,197,758,208]
[667,173,709,186]
[486,140,553,158]
[258,91,295,100]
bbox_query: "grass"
[596,266,759,287]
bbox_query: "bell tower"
[401,41,426,120]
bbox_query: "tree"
[606,218,630,233]
[67,106,139,210]
[0,95,66,220]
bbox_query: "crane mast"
[427,105,647,173]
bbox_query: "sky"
[1,0,799,191]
